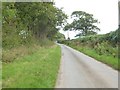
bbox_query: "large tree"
[14,2,67,39]
[64,11,100,36]
[2,2,68,48]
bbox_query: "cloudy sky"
[54,0,118,39]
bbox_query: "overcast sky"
[54,0,118,39]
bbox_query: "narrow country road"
[55,44,118,88]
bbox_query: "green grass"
[0,61,1,90]
[69,45,118,70]
[2,45,61,88]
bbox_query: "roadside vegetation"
[58,10,119,70]
[2,1,119,88]
[2,45,61,88]
[59,29,119,70]
[2,2,66,88]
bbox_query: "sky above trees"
[55,0,118,39]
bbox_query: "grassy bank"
[69,45,118,70]
[2,44,61,88]
[59,37,118,70]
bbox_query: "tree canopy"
[64,11,100,36]
[2,2,68,48]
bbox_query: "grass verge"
[2,45,61,88]
[69,45,118,70]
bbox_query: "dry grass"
[2,44,41,63]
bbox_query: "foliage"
[14,2,67,38]
[2,2,64,88]
[59,29,118,70]
[2,2,68,49]
[55,32,65,41]
[64,11,100,36]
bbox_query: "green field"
[2,45,61,88]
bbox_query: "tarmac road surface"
[55,44,118,88]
